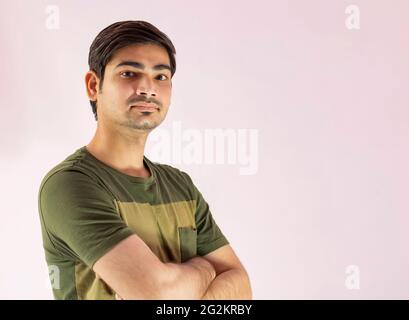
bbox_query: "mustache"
[127,96,161,108]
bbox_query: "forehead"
[108,43,170,68]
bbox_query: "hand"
[187,256,217,281]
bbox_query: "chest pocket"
[116,200,197,263]
[178,226,197,262]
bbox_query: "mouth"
[131,103,159,112]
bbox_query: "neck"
[86,122,151,178]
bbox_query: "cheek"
[98,88,126,114]
[104,81,133,102]
[159,86,172,102]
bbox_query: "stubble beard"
[122,110,161,132]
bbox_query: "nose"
[135,75,157,97]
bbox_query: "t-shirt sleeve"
[181,172,229,256]
[39,169,135,268]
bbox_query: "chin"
[130,120,159,131]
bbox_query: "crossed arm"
[93,234,252,300]
[201,245,252,300]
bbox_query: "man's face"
[91,43,172,132]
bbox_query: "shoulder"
[39,166,98,199]
[38,162,107,215]
[39,147,104,195]
[38,156,117,230]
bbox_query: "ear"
[85,70,100,102]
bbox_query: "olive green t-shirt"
[38,146,229,300]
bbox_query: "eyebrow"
[114,61,171,72]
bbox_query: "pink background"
[0,0,408,299]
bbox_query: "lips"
[131,103,158,112]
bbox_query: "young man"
[38,20,252,300]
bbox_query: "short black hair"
[88,20,176,120]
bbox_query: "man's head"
[85,20,176,132]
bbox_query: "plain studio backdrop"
[0,0,408,299]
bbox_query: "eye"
[120,71,169,81]
[156,74,169,81]
[120,71,135,78]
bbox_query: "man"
[38,20,252,300]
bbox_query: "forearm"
[202,268,252,300]
[159,256,216,299]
